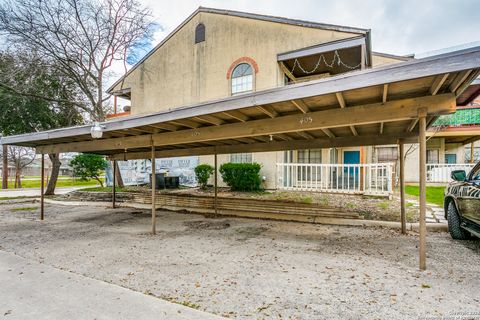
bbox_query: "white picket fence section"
[426,163,475,183]
[276,163,394,196]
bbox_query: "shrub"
[194,164,214,189]
[219,162,262,191]
[70,153,107,187]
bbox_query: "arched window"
[195,23,205,43]
[231,63,253,95]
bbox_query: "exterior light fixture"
[90,122,106,139]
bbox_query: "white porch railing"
[426,163,475,183]
[276,163,394,196]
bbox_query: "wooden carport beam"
[233,137,258,144]
[335,92,347,108]
[430,73,449,95]
[336,91,358,136]
[149,123,180,132]
[257,105,279,118]
[169,119,202,129]
[35,94,456,154]
[449,70,472,93]
[406,119,419,132]
[463,135,480,145]
[455,69,480,97]
[321,129,335,138]
[275,133,294,141]
[291,99,310,113]
[279,61,297,82]
[382,84,389,103]
[222,110,250,122]
[110,133,419,161]
[350,126,358,136]
[296,131,314,140]
[194,115,225,126]
[379,84,389,133]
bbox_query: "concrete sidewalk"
[0,187,84,198]
[0,251,225,320]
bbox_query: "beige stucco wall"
[114,12,428,189]
[113,12,358,115]
[371,53,409,67]
[199,151,282,189]
[116,11,364,189]
[445,143,466,163]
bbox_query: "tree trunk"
[95,176,104,188]
[15,166,21,188]
[115,161,125,188]
[2,145,7,189]
[45,153,61,195]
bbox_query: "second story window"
[195,23,205,44]
[231,63,253,95]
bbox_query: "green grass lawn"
[20,175,81,180]
[404,185,445,206]
[7,178,103,189]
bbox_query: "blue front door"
[343,151,360,189]
[445,154,457,164]
[344,151,360,166]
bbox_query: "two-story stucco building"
[107,7,480,192]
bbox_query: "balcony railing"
[426,163,476,183]
[276,163,394,196]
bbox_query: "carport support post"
[214,152,218,217]
[471,142,475,163]
[41,154,45,221]
[112,160,116,209]
[418,110,427,270]
[2,144,7,189]
[151,145,156,235]
[399,141,406,234]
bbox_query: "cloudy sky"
[139,0,479,56]
[112,0,479,96]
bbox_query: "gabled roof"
[107,7,370,94]
[372,51,415,62]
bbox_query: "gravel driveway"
[0,199,479,319]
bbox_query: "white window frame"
[230,63,255,96]
[229,153,253,164]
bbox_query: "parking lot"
[1,199,479,319]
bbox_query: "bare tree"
[7,146,36,188]
[0,0,154,192]
[403,124,445,161]
[0,51,83,194]
[0,0,153,121]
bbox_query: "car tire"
[447,202,470,240]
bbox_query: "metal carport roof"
[2,46,480,161]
